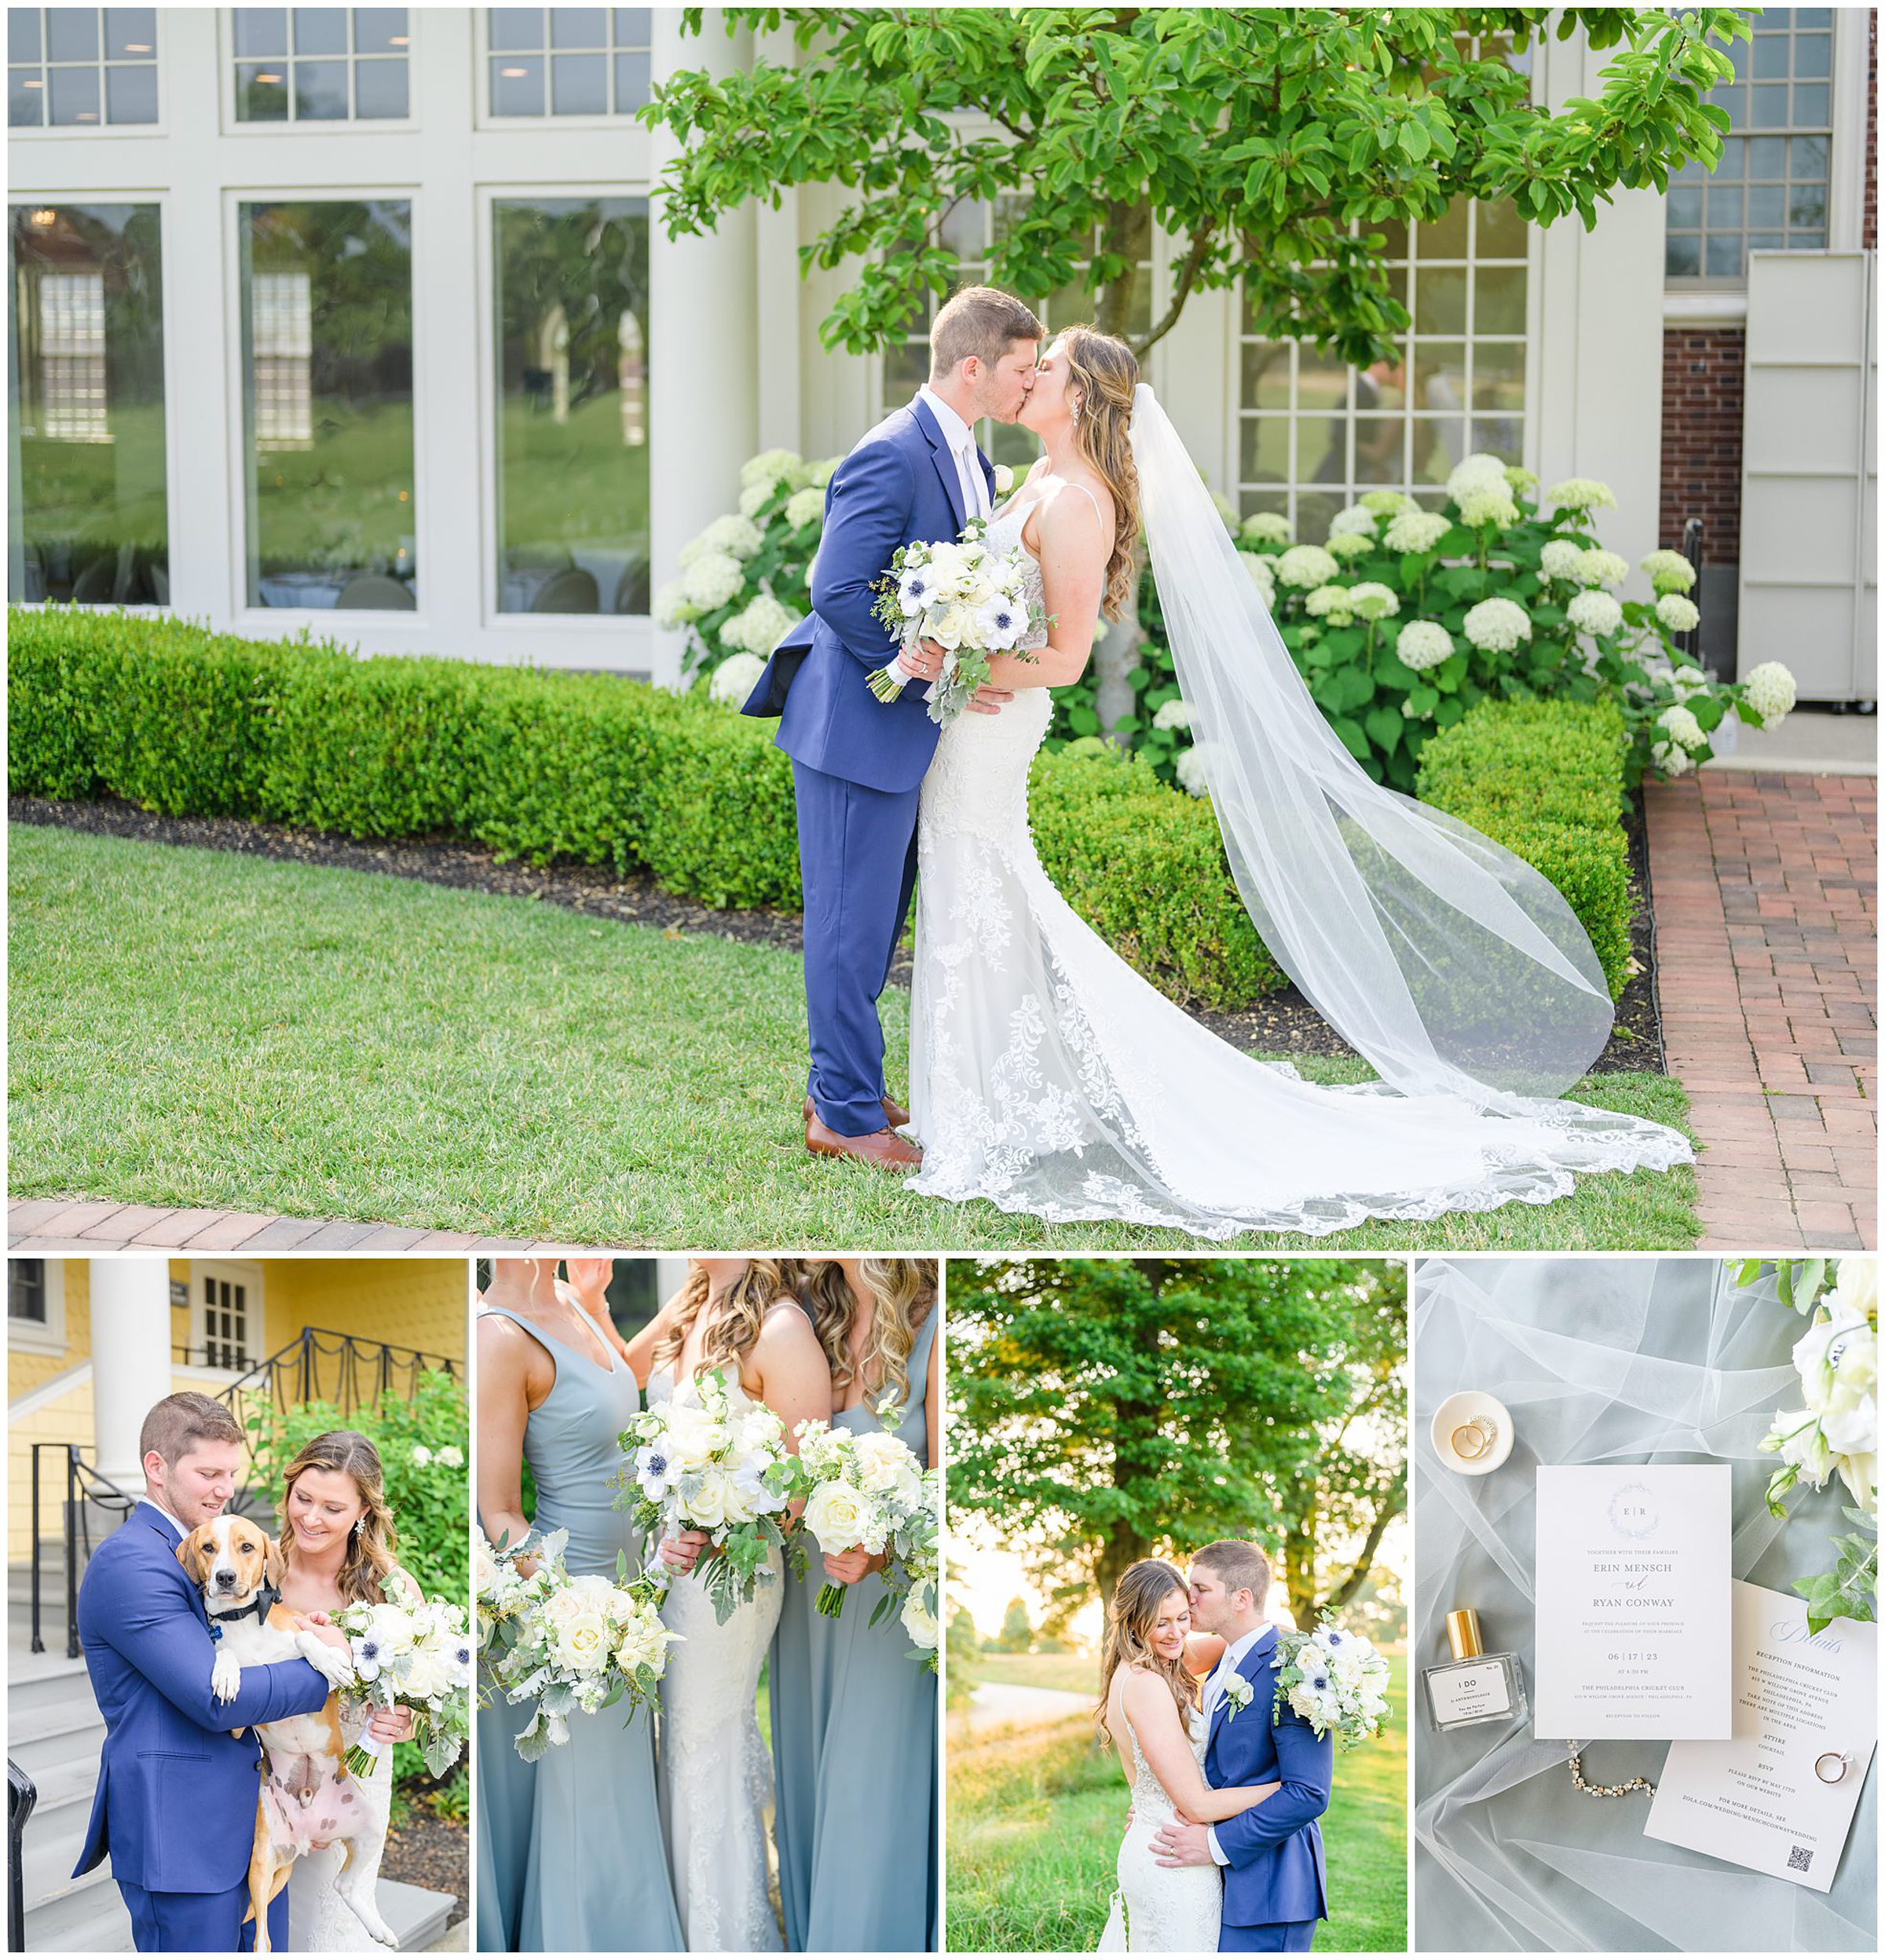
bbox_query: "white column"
[648,7,759,686]
[89,1258,174,1492]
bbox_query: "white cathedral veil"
[1128,381,1627,1112]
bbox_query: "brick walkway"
[5,1198,602,1256]
[1645,769,1876,1250]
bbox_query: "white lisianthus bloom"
[1457,484,1520,529]
[1651,738,1696,778]
[739,448,803,493]
[1829,1259,1879,1326]
[1445,452,1510,504]
[1774,1408,1836,1486]
[1241,511,1294,547]
[1641,548,1699,593]
[1462,597,1532,653]
[1538,539,1586,583]
[653,580,699,629]
[1658,704,1707,753]
[784,486,825,530]
[680,550,745,611]
[901,1590,939,1648]
[738,482,773,520]
[1546,476,1619,512]
[709,653,767,705]
[1304,583,1354,623]
[1327,504,1378,539]
[1567,589,1623,637]
[1346,581,1400,620]
[614,1614,670,1678]
[1325,529,1374,562]
[1152,698,1193,732]
[1741,660,1797,724]
[1396,621,1454,672]
[411,1444,434,1468]
[1276,544,1340,589]
[1574,547,1630,588]
[1655,592,1700,634]
[1384,510,1449,554]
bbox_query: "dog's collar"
[206,1583,280,1636]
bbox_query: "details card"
[1532,1463,1733,1739]
[1645,1579,1877,1893]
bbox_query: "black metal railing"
[27,1444,137,1658]
[9,1760,35,1952]
[214,1328,456,1425]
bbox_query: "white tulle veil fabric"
[1414,1258,1876,1952]
[1128,382,1620,1106]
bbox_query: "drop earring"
[1071,395,1082,427]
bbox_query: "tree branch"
[1133,221,1217,360]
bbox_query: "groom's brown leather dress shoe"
[805,1112,923,1171]
[804,1092,911,1132]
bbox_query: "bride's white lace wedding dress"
[648,1365,785,1953]
[906,500,1692,1238]
[1098,1703,1222,1953]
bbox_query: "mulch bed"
[381,1805,468,1925]
[9,791,1667,1075]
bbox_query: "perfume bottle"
[1422,1607,1527,1731]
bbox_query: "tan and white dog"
[178,1513,398,1953]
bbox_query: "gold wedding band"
[1451,1416,1496,1460]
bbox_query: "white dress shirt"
[137,1494,188,1540]
[917,383,990,521]
[1204,1623,1270,1867]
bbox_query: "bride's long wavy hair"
[1096,1558,1199,1747]
[784,1260,935,1413]
[1056,324,1142,621]
[279,1429,398,1607]
[651,1260,796,1381]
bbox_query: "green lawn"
[975,1651,1098,1694]
[946,1655,1409,1952]
[8,824,1700,1249]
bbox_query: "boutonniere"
[1221,1675,1254,1723]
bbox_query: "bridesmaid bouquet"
[617,1365,797,1625]
[1268,1623,1393,1750]
[866,518,1048,725]
[475,1524,675,1759]
[884,1465,941,1671]
[337,1593,474,1778]
[789,1419,928,1621]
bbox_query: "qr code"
[1788,1845,1814,1874]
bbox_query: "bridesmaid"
[771,1259,941,1952]
[475,1257,686,1952]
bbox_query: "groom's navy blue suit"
[1205,1625,1334,1952]
[73,1500,333,1951]
[744,394,995,1135]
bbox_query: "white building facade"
[8,5,1875,696]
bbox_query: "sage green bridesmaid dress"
[770,1305,939,1951]
[474,1305,685,1952]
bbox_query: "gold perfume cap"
[1446,1608,1485,1661]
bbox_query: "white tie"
[1206,1652,1235,1714]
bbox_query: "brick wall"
[1659,326,1746,556]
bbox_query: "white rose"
[1829,1259,1879,1326]
[851,1432,923,1508]
[900,1590,939,1649]
[661,1403,721,1473]
[803,1481,880,1553]
[554,1610,613,1675]
[686,1465,737,1530]
[926,605,974,652]
[993,464,1015,495]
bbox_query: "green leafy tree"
[995,1595,1036,1653]
[646,7,1748,361]
[945,1600,982,1710]
[950,1259,1400,1625]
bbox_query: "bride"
[1096,1560,1277,1953]
[906,324,1693,1235]
[645,1259,833,1952]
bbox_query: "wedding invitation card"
[1532,1464,1733,1739]
[1645,1580,1878,1893]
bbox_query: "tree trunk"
[1093,611,1143,746]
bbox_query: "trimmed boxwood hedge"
[1415,697,1636,1000]
[8,608,1635,1014]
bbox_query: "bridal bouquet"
[887,1465,942,1671]
[617,1366,797,1625]
[789,1417,928,1621]
[1268,1623,1393,1750]
[866,517,1049,725]
[337,1594,474,1779]
[483,1540,675,1761]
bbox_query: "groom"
[72,1392,340,1951]
[742,284,1045,1169]
[1153,1540,1334,1953]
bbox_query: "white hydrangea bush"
[660,448,844,689]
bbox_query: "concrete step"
[14,1754,100,1830]
[23,1803,104,1914]
[6,1650,91,1717]
[25,1872,130,1952]
[382,1878,457,1951]
[7,1699,104,1782]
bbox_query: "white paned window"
[232,8,410,124]
[1667,8,1834,280]
[9,7,159,128]
[486,8,651,119]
